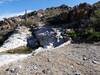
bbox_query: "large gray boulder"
[34,26,69,48]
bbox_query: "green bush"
[87,32,100,41]
[67,31,77,38]
[90,10,100,31]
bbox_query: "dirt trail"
[0,44,100,75]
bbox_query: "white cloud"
[0,10,32,20]
[0,0,17,4]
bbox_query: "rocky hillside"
[0,1,100,46]
[0,2,99,75]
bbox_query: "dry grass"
[5,46,33,54]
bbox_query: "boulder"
[34,26,69,48]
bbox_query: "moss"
[6,46,33,54]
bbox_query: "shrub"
[90,10,100,31]
[86,32,100,42]
[19,19,37,27]
[67,31,77,38]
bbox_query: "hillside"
[0,1,100,46]
[0,2,99,75]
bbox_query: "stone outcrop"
[0,25,71,52]
[0,26,36,52]
[0,2,99,45]
[34,26,69,48]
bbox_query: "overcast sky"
[0,0,99,20]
